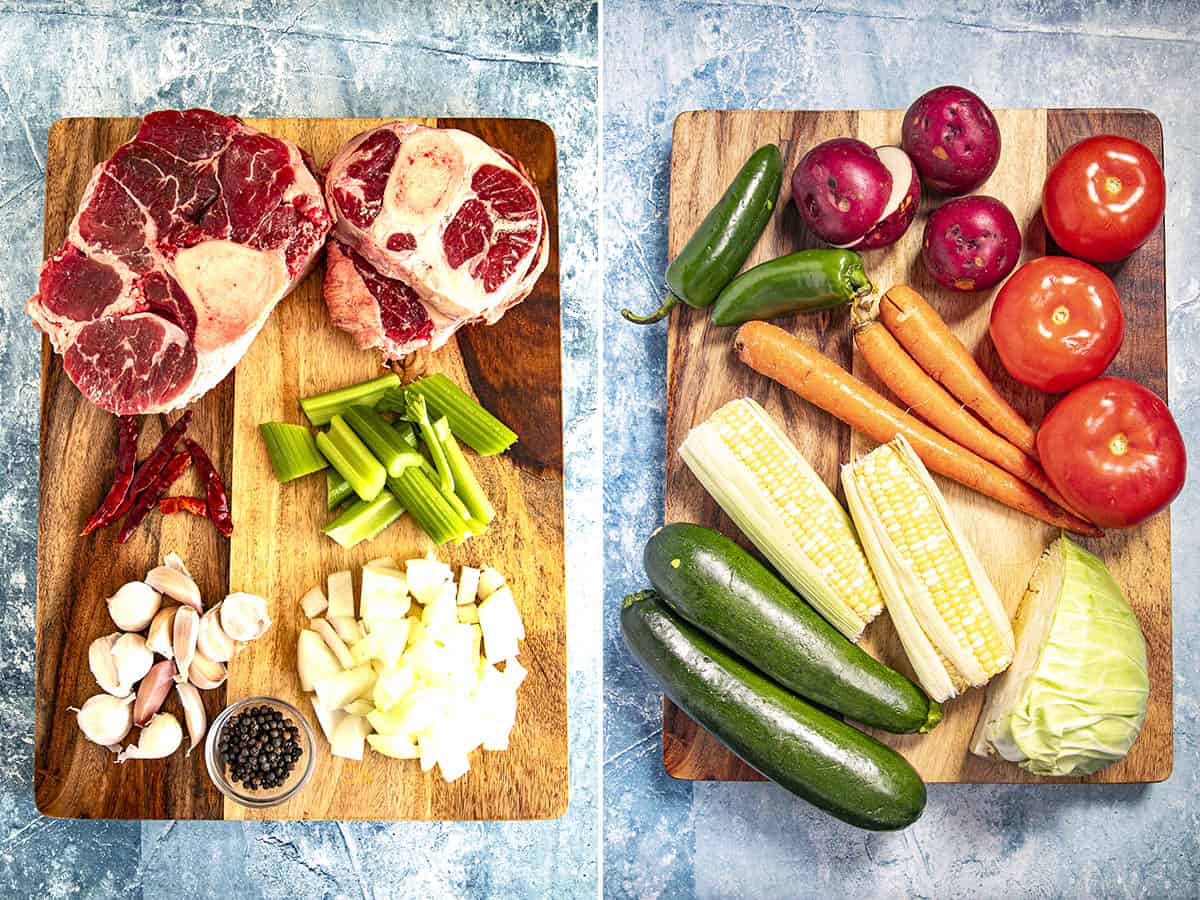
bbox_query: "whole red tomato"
[1037,377,1185,528]
[990,256,1124,393]
[1043,135,1165,263]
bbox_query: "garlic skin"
[146,605,177,658]
[88,633,127,697]
[163,552,193,579]
[145,566,202,613]
[173,607,199,683]
[187,650,227,690]
[72,693,134,747]
[197,603,235,663]
[175,682,207,754]
[107,582,162,632]
[116,712,182,762]
[134,659,177,726]
[111,633,153,693]
[220,593,272,642]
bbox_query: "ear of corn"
[678,397,883,640]
[841,436,1015,702]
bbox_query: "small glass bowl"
[204,696,315,809]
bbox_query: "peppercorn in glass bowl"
[204,697,315,808]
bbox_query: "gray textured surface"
[602,1,1199,898]
[1,1,599,897]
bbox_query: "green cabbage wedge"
[970,536,1149,776]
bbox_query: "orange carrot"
[879,285,1038,458]
[852,318,1087,518]
[734,320,1100,536]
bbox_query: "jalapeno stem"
[621,294,679,324]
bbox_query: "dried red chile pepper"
[185,439,234,537]
[159,496,208,517]
[117,451,192,544]
[81,416,140,535]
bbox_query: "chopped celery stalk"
[387,469,469,545]
[316,415,387,501]
[434,416,495,524]
[393,420,419,449]
[326,470,353,510]
[258,422,328,482]
[324,492,405,548]
[406,392,454,494]
[383,373,517,455]
[301,374,400,426]
[342,406,425,477]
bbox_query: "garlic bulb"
[220,593,272,642]
[197,602,235,663]
[146,605,177,658]
[187,650,227,690]
[107,582,162,632]
[134,659,176,727]
[116,712,182,762]
[111,633,153,693]
[173,607,199,683]
[72,693,134,748]
[175,682,207,754]
[88,633,126,696]
[145,566,202,613]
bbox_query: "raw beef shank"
[27,109,330,414]
[322,122,548,358]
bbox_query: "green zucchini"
[644,523,940,734]
[621,591,926,831]
[710,248,873,326]
[622,144,783,324]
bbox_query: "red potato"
[902,86,1002,195]
[922,195,1020,292]
[792,140,921,249]
[791,138,892,245]
[842,146,922,250]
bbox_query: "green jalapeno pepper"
[710,249,874,326]
[622,144,783,325]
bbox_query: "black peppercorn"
[219,704,304,792]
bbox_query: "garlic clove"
[72,693,134,747]
[175,682,207,755]
[196,602,235,663]
[172,607,199,683]
[187,650,227,690]
[219,592,272,642]
[112,632,153,692]
[145,565,203,613]
[134,659,177,726]
[89,633,127,697]
[146,605,177,658]
[107,582,162,632]
[163,551,193,580]
[116,712,182,762]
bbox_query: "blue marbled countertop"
[603,2,1199,898]
[0,1,599,897]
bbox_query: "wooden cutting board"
[663,108,1171,784]
[34,116,567,819]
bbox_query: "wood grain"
[34,116,566,820]
[663,108,1171,785]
